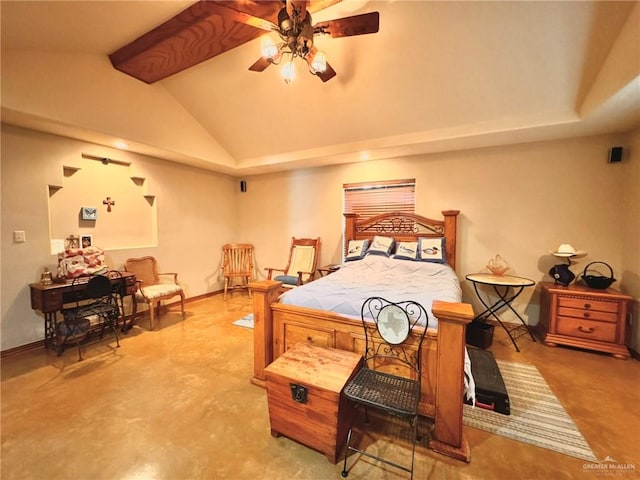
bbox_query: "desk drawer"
[556,316,617,343]
[556,306,618,323]
[31,289,63,312]
[557,296,619,314]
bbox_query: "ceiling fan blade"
[248,57,273,72]
[230,10,277,32]
[314,11,379,38]
[315,62,336,82]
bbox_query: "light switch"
[13,231,26,243]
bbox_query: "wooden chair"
[124,256,185,330]
[265,237,320,289]
[221,243,255,300]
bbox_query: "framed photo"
[65,234,80,250]
[80,235,93,248]
[81,206,97,221]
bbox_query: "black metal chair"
[58,272,122,360]
[341,297,430,479]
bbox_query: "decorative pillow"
[345,239,370,262]
[367,236,395,257]
[419,237,447,263]
[394,241,419,261]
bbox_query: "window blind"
[343,179,415,218]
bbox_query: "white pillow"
[345,239,369,262]
[419,237,447,263]
[394,241,419,261]
[367,236,395,257]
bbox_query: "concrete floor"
[2,293,639,480]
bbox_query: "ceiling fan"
[109,0,379,84]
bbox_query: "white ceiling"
[1,1,639,175]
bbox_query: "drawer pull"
[583,312,591,319]
[578,326,594,334]
[584,303,591,309]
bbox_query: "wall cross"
[103,197,115,212]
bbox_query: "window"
[343,179,415,218]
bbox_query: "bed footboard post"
[430,300,473,462]
[249,280,282,388]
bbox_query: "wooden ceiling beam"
[109,0,341,84]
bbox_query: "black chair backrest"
[81,274,112,299]
[360,297,430,378]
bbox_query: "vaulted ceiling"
[1,1,639,175]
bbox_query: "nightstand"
[537,282,633,359]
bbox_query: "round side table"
[465,273,536,352]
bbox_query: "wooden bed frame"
[250,210,474,462]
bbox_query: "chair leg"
[179,292,186,318]
[106,313,121,348]
[341,427,354,477]
[148,302,155,330]
[224,278,228,300]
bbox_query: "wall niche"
[48,154,157,252]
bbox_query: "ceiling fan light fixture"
[261,37,278,60]
[310,50,327,73]
[281,61,297,84]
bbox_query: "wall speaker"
[240,180,247,192]
[608,146,623,163]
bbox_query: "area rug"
[463,359,597,462]
[232,313,254,329]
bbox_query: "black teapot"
[549,264,575,286]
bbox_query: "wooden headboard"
[344,210,460,270]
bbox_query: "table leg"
[44,312,58,350]
[471,284,535,352]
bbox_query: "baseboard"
[1,290,222,357]
[1,340,46,358]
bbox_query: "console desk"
[30,271,137,349]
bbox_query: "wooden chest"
[264,343,362,463]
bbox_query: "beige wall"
[1,125,237,350]
[237,130,640,349]
[2,124,639,352]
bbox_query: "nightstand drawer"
[556,316,617,343]
[556,306,618,323]
[557,296,619,314]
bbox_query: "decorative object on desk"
[102,196,115,212]
[40,267,53,285]
[463,360,597,462]
[486,254,510,275]
[58,246,107,278]
[53,266,66,284]
[581,261,616,289]
[81,206,97,220]
[548,263,575,286]
[65,234,80,249]
[80,235,93,248]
